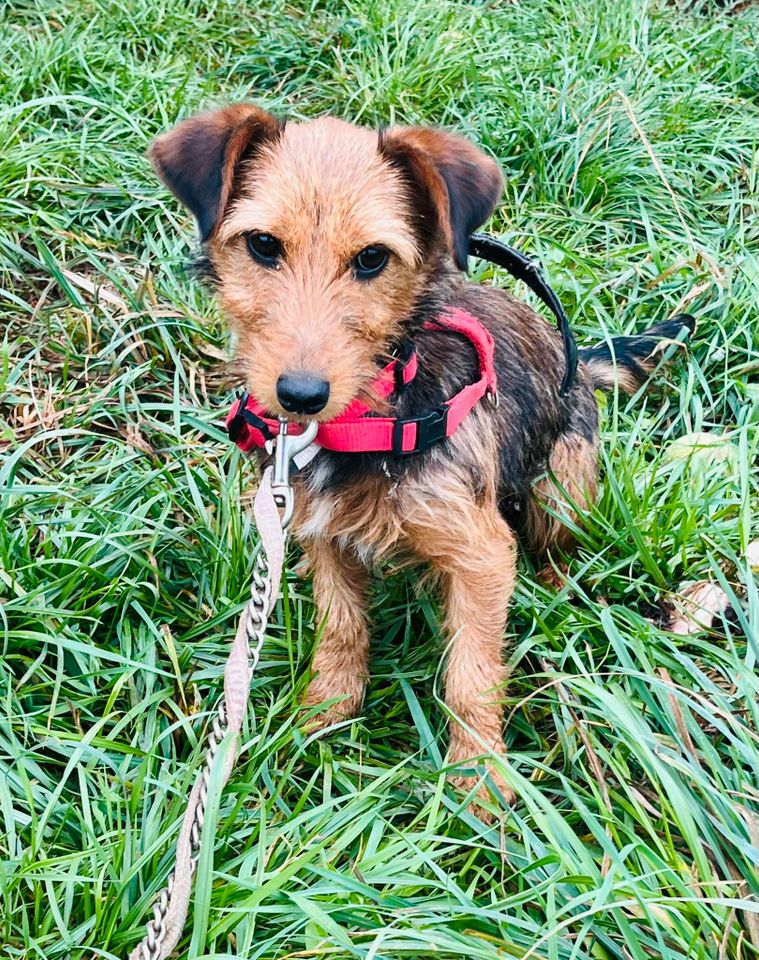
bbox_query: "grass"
[1,0,758,957]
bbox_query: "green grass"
[1,0,758,957]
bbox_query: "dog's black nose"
[276,373,330,415]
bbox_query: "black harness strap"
[468,233,578,397]
[227,392,275,445]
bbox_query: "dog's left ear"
[380,126,503,270]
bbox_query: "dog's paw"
[301,678,364,734]
[449,768,516,822]
[447,743,515,821]
[538,562,569,591]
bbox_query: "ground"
[1,0,758,958]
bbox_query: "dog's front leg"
[301,538,370,730]
[406,489,517,815]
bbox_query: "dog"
[149,104,693,815]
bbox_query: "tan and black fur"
[150,104,693,815]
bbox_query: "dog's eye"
[353,245,389,279]
[246,232,282,266]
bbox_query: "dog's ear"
[380,126,502,270]
[149,104,282,241]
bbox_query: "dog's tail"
[579,314,695,394]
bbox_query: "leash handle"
[468,233,578,396]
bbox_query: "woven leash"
[129,419,318,960]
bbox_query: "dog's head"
[150,104,502,419]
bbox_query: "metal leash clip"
[266,417,319,528]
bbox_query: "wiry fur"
[150,105,694,817]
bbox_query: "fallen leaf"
[665,431,736,468]
[666,580,730,635]
[746,539,759,573]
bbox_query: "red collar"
[226,308,497,457]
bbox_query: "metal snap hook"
[270,417,319,527]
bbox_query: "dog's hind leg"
[302,539,371,729]
[522,431,599,570]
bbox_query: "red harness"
[226,308,497,457]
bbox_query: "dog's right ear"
[149,104,282,242]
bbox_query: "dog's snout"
[276,373,330,415]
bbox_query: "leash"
[129,419,317,960]
[468,233,578,396]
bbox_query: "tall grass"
[1,1,758,957]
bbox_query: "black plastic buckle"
[392,405,449,456]
[227,390,274,444]
[227,390,249,443]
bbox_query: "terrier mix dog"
[150,104,692,813]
